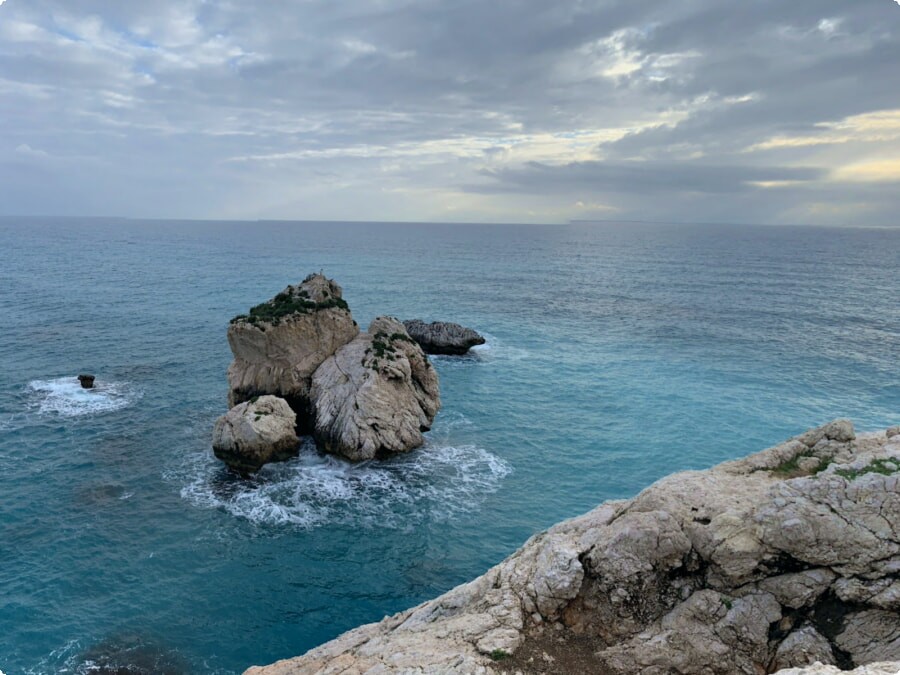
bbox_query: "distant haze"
[1,1,898,225]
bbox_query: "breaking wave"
[27,377,140,417]
[173,438,511,530]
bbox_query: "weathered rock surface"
[777,665,900,675]
[244,420,900,674]
[78,374,95,389]
[310,317,441,461]
[226,274,359,427]
[403,319,486,355]
[212,395,298,474]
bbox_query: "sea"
[1,218,898,674]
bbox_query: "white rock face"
[226,274,359,424]
[310,317,441,461]
[776,664,900,675]
[244,420,900,674]
[212,395,298,474]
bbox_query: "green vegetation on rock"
[231,290,349,327]
[771,452,831,478]
[835,458,900,480]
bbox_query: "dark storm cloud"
[0,0,898,223]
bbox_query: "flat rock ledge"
[244,420,900,674]
[403,319,486,355]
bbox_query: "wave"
[25,635,201,675]
[173,438,512,530]
[428,332,530,369]
[27,377,140,418]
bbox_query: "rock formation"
[78,374,95,389]
[219,275,443,467]
[226,274,359,430]
[212,395,299,474]
[244,420,900,674]
[403,319,486,355]
[310,317,441,461]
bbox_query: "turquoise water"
[1,218,898,673]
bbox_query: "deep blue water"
[1,218,898,674]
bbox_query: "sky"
[0,0,899,225]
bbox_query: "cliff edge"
[245,420,900,674]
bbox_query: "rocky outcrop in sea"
[244,420,900,674]
[216,275,441,469]
[226,274,359,429]
[312,316,440,461]
[212,395,299,475]
[403,319,486,355]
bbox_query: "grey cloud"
[472,161,826,195]
[0,0,898,223]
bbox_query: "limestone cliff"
[244,421,900,674]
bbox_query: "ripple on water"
[27,377,140,418]
[27,635,195,675]
[171,438,512,530]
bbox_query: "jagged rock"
[402,319,485,355]
[243,421,900,674]
[212,396,298,474]
[226,274,359,429]
[835,610,900,666]
[310,317,440,461]
[771,624,836,670]
[78,374,95,389]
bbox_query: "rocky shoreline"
[244,420,900,674]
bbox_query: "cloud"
[0,0,897,224]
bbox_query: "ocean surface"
[1,218,898,674]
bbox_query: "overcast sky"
[1,1,898,225]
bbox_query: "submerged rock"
[226,274,359,430]
[402,319,485,355]
[244,420,900,674]
[212,395,298,474]
[78,374,95,389]
[311,317,441,461]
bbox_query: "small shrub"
[489,649,510,662]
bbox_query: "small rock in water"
[212,395,299,475]
[402,319,486,355]
[78,374,96,389]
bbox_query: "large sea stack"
[245,420,900,674]
[226,274,359,431]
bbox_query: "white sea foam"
[174,438,512,530]
[27,377,139,417]
[429,332,530,369]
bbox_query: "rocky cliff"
[244,421,900,674]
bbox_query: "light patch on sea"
[428,332,530,370]
[27,377,141,417]
[171,437,511,531]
